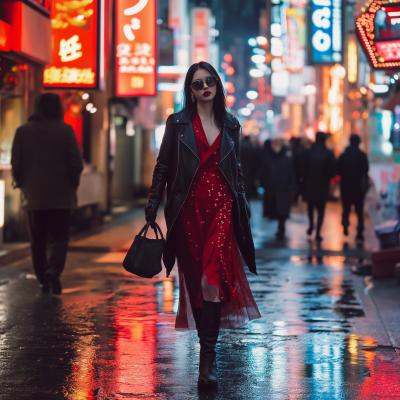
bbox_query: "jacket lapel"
[220,126,234,161]
[178,121,199,159]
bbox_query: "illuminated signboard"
[0,20,11,52]
[43,0,101,89]
[356,0,400,70]
[310,0,343,64]
[116,0,157,97]
[191,8,210,63]
[286,8,306,72]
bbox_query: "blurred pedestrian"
[338,134,369,242]
[240,135,259,199]
[264,138,272,156]
[303,132,336,241]
[145,61,260,388]
[291,137,307,202]
[11,93,83,295]
[257,138,297,239]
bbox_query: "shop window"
[0,57,26,166]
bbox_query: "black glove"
[145,210,157,229]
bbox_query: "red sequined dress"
[175,114,261,329]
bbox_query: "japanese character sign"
[44,0,100,88]
[116,0,156,96]
[59,35,83,62]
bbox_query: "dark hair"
[182,61,227,131]
[350,133,361,146]
[315,131,326,143]
[29,93,63,122]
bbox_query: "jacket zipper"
[165,138,200,244]
[219,142,245,239]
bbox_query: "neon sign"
[356,0,400,69]
[191,8,211,63]
[43,0,101,89]
[115,0,156,97]
[310,0,343,64]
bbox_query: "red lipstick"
[203,91,211,97]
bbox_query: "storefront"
[0,0,51,241]
[354,0,400,196]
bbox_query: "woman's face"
[191,68,218,104]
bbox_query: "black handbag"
[123,222,165,278]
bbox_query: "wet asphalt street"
[0,201,399,400]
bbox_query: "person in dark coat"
[257,138,297,239]
[264,138,272,156]
[303,131,336,241]
[291,137,307,202]
[11,93,83,294]
[338,134,369,242]
[240,135,259,199]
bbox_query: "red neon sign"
[0,20,11,52]
[356,0,400,70]
[43,0,99,88]
[116,0,157,97]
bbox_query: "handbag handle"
[138,222,165,241]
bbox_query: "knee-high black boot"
[193,307,202,340]
[198,300,222,388]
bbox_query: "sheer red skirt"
[174,114,261,330]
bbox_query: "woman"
[145,62,261,388]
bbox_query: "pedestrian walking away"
[338,134,369,243]
[145,61,261,389]
[240,135,260,200]
[303,131,336,242]
[256,138,297,239]
[11,93,84,295]
[291,136,308,202]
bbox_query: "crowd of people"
[241,131,370,243]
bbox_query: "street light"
[256,36,268,45]
[249,69,264,78]
[253,48,266,55]
[271,38,283,56]
[246,90,258,99]
[224,54,232,62]
[238,108,251,116]
[271,23,282,37]
[303,84,316,95]
[248,38,257,46]
[251,55,266,64]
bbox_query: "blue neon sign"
[311,0,342,63]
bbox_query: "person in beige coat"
[11,93,83,294]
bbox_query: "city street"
[0,201,399,400]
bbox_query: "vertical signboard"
[43,0,100,88]
[0,21,11,52]
[286,8,306,72]
[310,0,343,64]
[116,0,156,97]
[191,8,210,63]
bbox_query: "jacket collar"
[174,110,236,161]
[173,110,239,129]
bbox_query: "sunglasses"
[191,76,218,91]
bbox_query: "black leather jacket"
[145,110,257,277]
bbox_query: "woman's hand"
[145,210,157,229]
